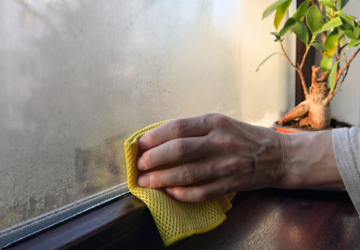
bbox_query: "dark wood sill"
[6,194,166,250]
[7,188,359,250]
[175,189,360,250]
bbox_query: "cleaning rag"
[125,120,235,246]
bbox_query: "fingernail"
[138,136,148,150]
[165,187,174,196]
[138,175,149,187]
[137,157,145,171]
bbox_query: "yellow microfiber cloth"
[125,120,235,246]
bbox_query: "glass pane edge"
[0,183,129,248]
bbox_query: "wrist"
[278,130,344,189]
[253,127,289,189]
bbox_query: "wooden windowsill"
[7,188,358,250]
[6,193,163,250]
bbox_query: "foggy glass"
[0,0,295,231]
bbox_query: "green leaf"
[291,19,309,44]
[279,18,297,36]
[274,0,292,30]
[292,0,310,21]
[324,28,339,57]
[270,32,282,41]
[262,0,291,19]
[354,25,360,39]
[325,6,332,14]
[339,29,345,46]
[318,17,343,33]
[349,39,360,48]
[312,41,328,52]
[338,0,350,10]
[342,24,360,39]
[271,32,281,38]
[340,36,346,47]
[337,11,355,31]
[321,56,333,73]
[322,14,331,21]
[319,0,335,8]
[256,52,284,72]
[306,5,323,33]
[329,61,340,90]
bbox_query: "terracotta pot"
[274,122,309,133]
[274,119,352,134]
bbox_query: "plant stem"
[280,42,309,97]
[300,44,311,70]
[339,40,350,53]
[325,47,360,103]
[334,48,360,94]
[320,4,328,43]
[343,51,348,64]
[336,42,341,61]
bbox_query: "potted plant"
[257,0,360,133]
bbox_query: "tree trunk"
[279,66,331,129]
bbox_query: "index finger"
[138,115,212,151]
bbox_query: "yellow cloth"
[125,120,235,246]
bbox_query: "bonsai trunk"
[279,66,331,129]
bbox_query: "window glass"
[0,0,295,231]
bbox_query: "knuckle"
[142,131,155,147]
[209,135,237,152]
[206,113,231,127]
[179,165,194,185]
[225,158,242,175]
[142,151,153,167]
[171,119,188,136]
[172,139,188,157]
[218,136,237,151]
[172,187,209,202]
[175,188,187,200]
[203,113,222,125]
[148,173,161,188]
[196,189,209,202]
[173,188,187,201]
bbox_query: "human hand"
[136,113,287,202]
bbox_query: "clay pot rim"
[274,121,314,133]
[274,119,352,133]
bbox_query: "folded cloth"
[125,120,235,246]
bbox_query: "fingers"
[137,159,218,188]
[137,156,249,188]
[138,115,212,151]
[137,137,210,171]
[164,177,233,202]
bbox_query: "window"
[1,0,296,247]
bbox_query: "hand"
[136,113,286,202]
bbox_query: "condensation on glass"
[0,0,295,231]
